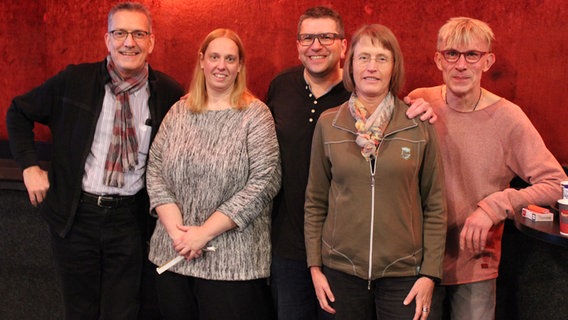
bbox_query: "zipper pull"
[369,157,376,187]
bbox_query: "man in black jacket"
[6,2,184,319]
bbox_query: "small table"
[514,210,568,248]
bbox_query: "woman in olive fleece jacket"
[304,24,446,319]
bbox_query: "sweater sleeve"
[146,101,180,216]
[478,103,567,223]
[216,100,282,230]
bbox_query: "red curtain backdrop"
[1,0,567,164]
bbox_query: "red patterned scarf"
[103,56,149,187]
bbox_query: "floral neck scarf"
[348,92,395,161]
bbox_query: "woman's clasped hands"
[172,224,209,260]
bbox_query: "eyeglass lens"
[110,30,150,40]
[298,33,340,46]
[442,50,486,63]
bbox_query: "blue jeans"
[270,254,334,320]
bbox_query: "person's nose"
[216,59,227,70]
[310,37,324,50]
[123,33,136,46]
[366,59,379,71]
[455,54,468,69]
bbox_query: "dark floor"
[0,189,63,319]
[1,188,568,320]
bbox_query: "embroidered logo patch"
[401,147,411,160]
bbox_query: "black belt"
[80,191,137,208]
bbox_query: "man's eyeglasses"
[109,29,151,41]
[439,50,488,63]
[297,33,342,46]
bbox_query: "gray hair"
[108,2,153,32]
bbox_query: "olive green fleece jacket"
[305,97,447,281]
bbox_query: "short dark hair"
[108,2,153,32]
[297,6,344,38]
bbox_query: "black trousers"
[324,267,418,320]
[155,270,274,320]
[50,200,143,320]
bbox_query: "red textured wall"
[1,0,567,165]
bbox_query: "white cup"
[561,181,568,199]
[558,199,568,236]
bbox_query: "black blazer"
[6,59,185,237]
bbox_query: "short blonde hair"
[186,28,255,113]
[343,24,405,96]
[437,17,495,51]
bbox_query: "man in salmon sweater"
[409,17,567,320]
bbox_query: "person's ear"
[340,38,347,60]
[434,51,444,71]
[483,52,496,72]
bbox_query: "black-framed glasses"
[440,50,488,63]
[109,29,151,41]
[297,33,342,46]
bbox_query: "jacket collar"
[332,96,418,137]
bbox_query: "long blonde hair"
[186,28,255,113]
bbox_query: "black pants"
[50,200,142,320]
[324,267,418,320]
[155,270,274,320]
[270,254,333,320]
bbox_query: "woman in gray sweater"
[146,28,281,319]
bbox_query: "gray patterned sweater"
[147,99,281,280]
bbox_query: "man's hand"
[404,96,437,124]
[22,165,49,207]
[460,208,494,253]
